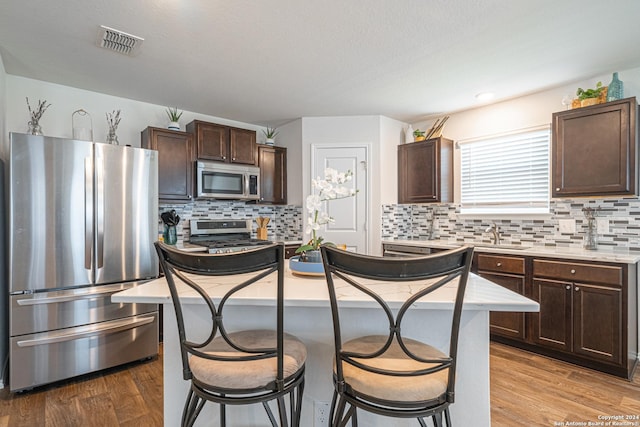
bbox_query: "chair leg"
[277,396,289,426]
[431,412,443,427]
[262,401,278,426]
[182,389,206,427]
[220,402,226,427]
[292,380,305,426]
[333,394,349,427]
[418,417,428,427]
[444,408,452,427]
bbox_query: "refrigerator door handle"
[15,315,156,347]
[16,283,136,306]
[85,157,93,271]
[96,154,105,269]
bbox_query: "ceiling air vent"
[96,25,144,56]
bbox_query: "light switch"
[596,219,609,233]
[558,219,576,233]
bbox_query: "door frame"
[310,143,372,254]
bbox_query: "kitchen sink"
[473,243,532,250]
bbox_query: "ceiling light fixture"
[475,92,495,102]
[96,25,144,56]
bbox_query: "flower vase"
[289,250,324,276]
[606,72,624,102]
[28,121,42,136]
[168,121,180,130]
[106,130,119,145]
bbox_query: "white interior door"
[312,145,368,253]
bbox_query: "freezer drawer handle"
[15,315,155,347]
[16,284,135,306]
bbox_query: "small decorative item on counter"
[262,126,278,145]
[582,207,600,250]
[106,109,121,145]
[576,82,606,107]
[404,125,414,144]
[413,129,426,141]
[72,109,93,141]
[256,216,270,240]
[160,210,181,245]
[26,97,51,135]
[166,107,183,130]
[606,72,624,102]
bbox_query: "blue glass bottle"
[606,72,624,102]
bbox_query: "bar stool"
[320,245,473,427]
[155,242,307,427]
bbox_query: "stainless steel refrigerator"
[8,133,159,391]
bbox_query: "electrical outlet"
[314,401,330,427]
[596,219,609,233]
[558,219,576,233]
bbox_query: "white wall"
[298,115,405,255]
[414,66,640,143]
[4,75,266,156]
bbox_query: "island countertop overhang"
[112,269,539,312]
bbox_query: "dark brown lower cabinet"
[474,252,636,379]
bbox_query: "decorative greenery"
[106,110,121,133]
[263,126,279,139]
[26,97,51,124]
[166,107,183,122]
[413,129,425,138]
[576,82,605,100]
[296,168,358,255]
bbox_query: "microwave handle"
[243,173,250,196]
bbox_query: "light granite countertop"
[382,239,640,264]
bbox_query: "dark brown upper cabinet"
[398,137,453,203]
[552,97,638,198]
[258,145,287,204]
[186,120,257,165]
[141,127,194,202]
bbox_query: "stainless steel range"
[190,219,272,254]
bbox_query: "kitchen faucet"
[485,222,501,245]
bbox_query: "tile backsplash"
[159,201,303,244]
[159,197,640,251]
[382,198,640,251]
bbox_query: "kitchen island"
[112,265,538,427]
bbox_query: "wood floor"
[0,342,638,426]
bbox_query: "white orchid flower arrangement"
[296,167,358,255]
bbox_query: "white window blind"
[460,127,550,214]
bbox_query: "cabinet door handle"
[232,157,236,161]
[575,286,580,291]
[222,156,226,160]
[496,262,502,267]
[570,269,576,274]
[566,285,571,290]
[556,187,560,191]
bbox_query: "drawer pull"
[566,285,571,290]
[570,269,576,274]
[496,262,502,267]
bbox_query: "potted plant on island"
[166,107,183,130]
[576,82,606,107]
[413,129,426,141]
[263,126,278,145]
[290,168,358,275]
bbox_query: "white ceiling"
[1,0,640,126]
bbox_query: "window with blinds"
[459,127,550,214]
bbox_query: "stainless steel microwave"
[196,161,260,200]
